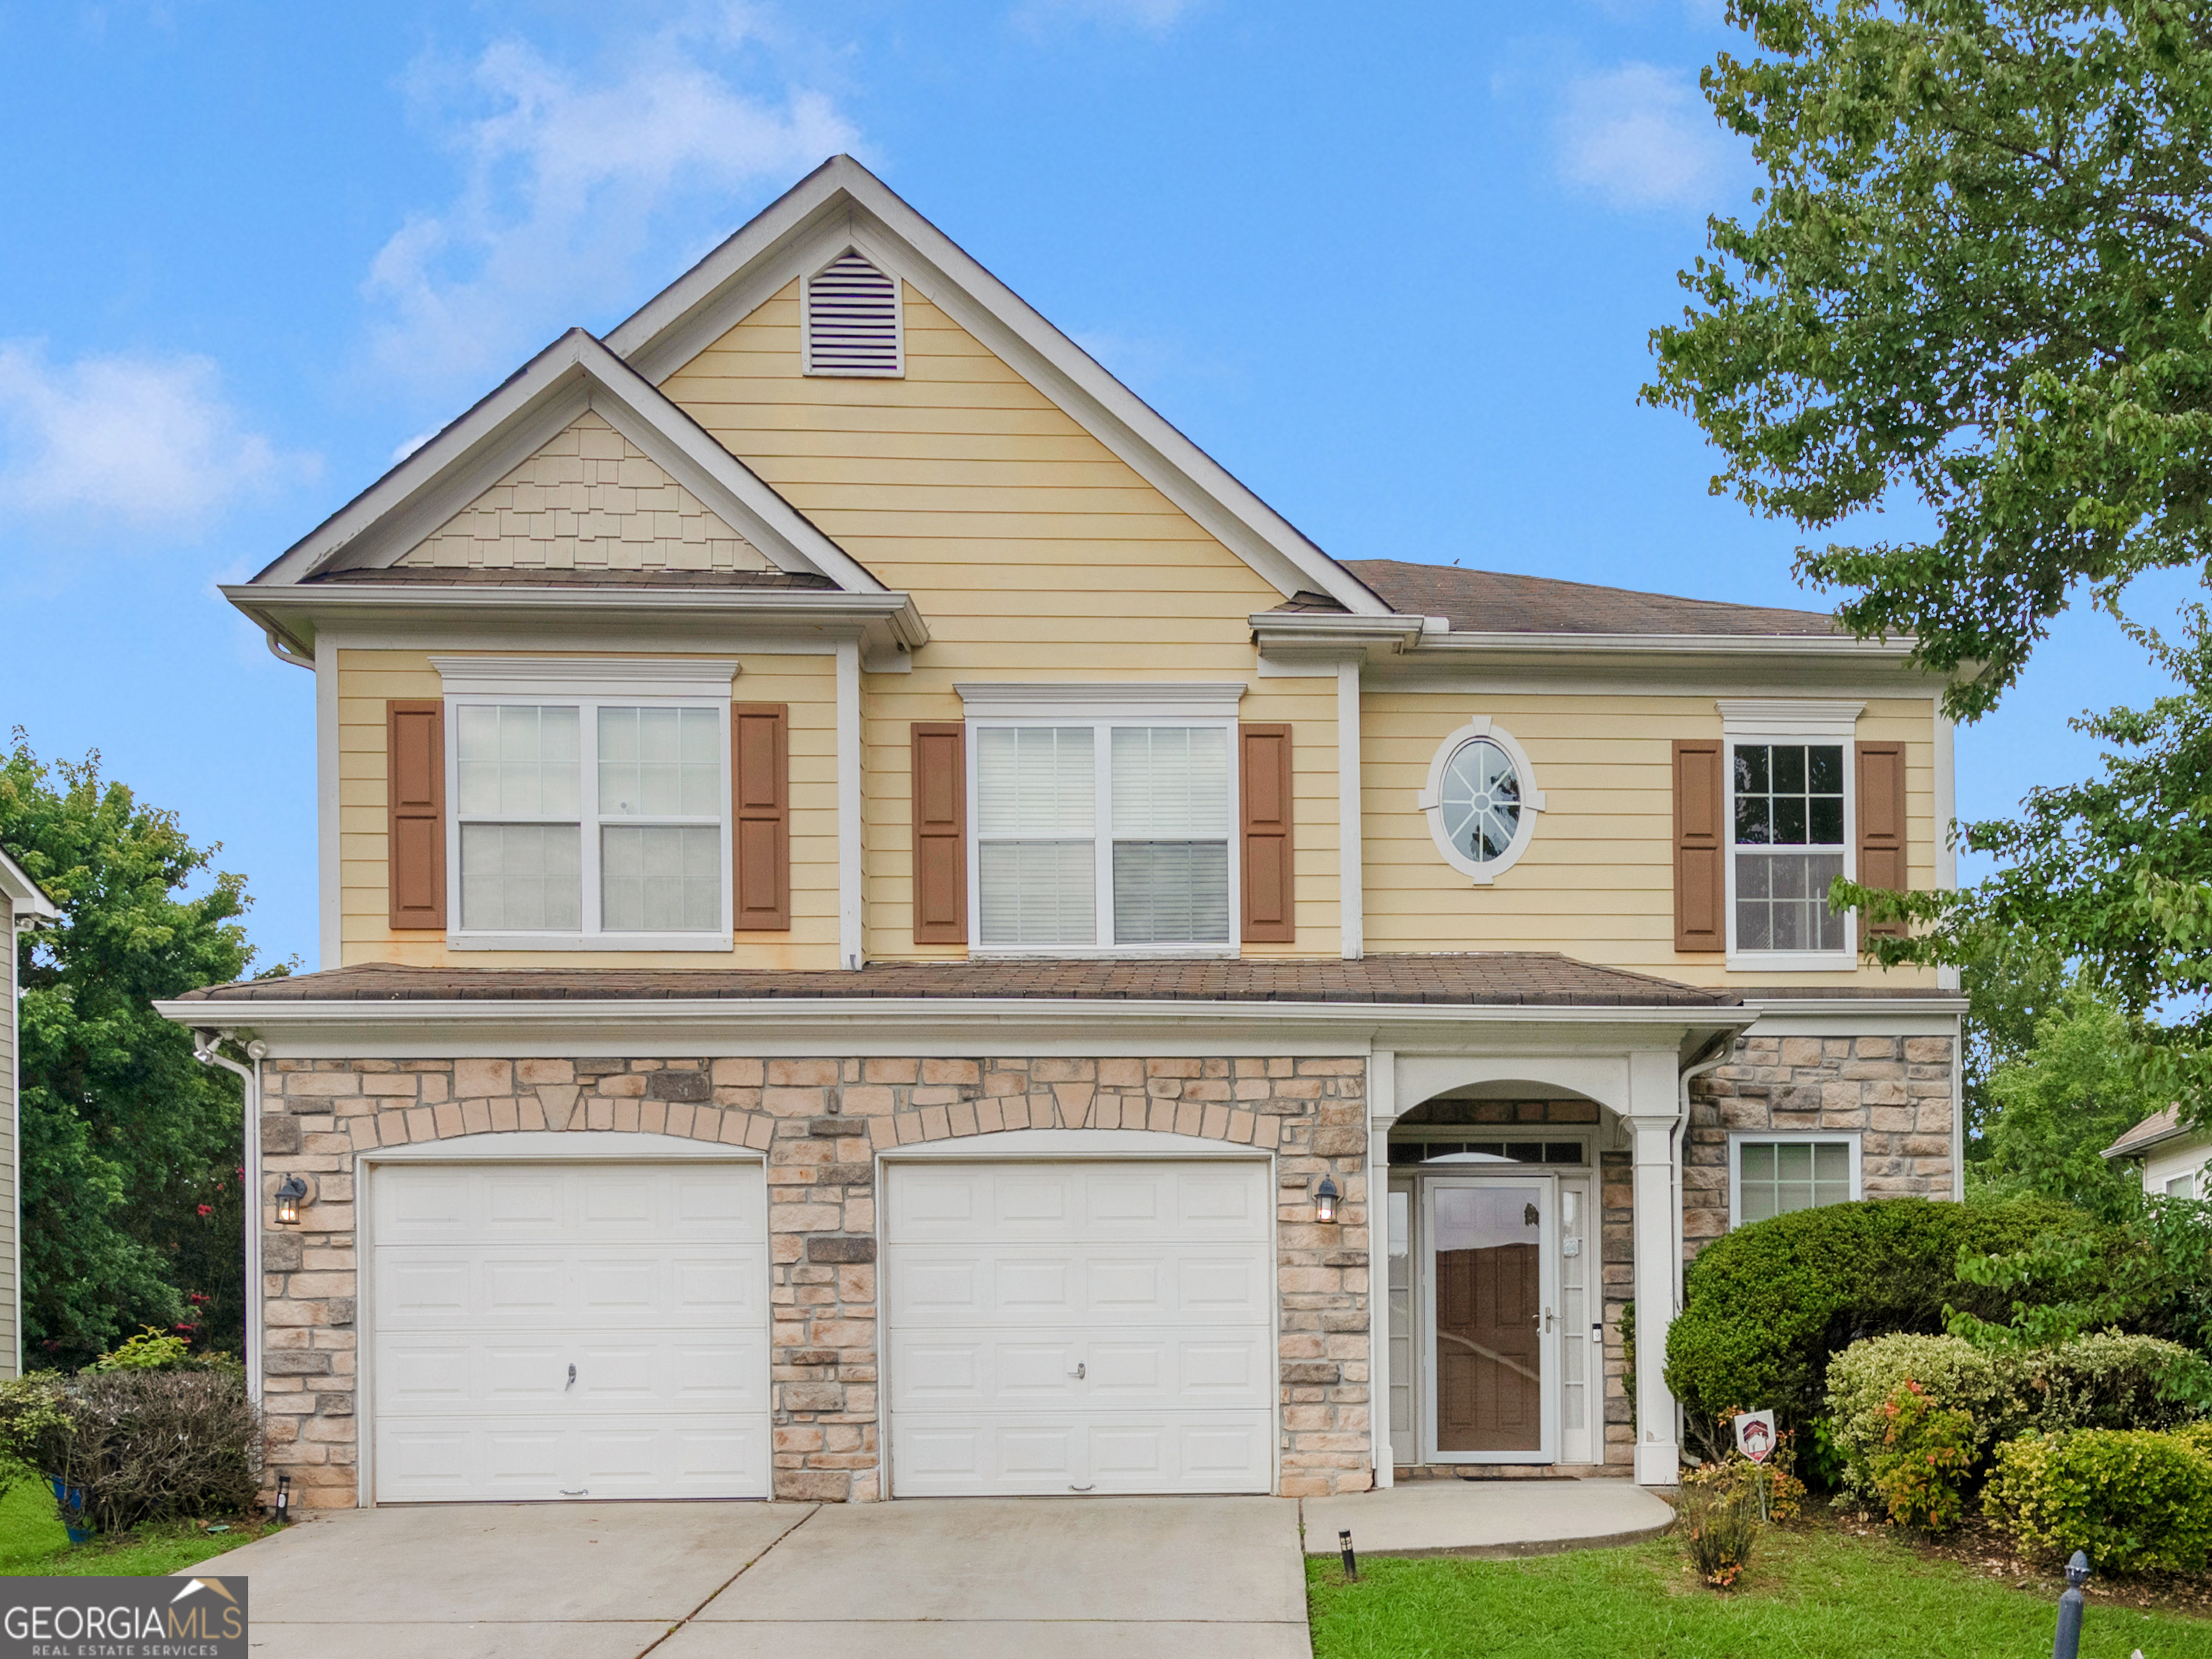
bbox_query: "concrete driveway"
[195,1496,1310,1659]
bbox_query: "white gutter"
[188,1031,268,1403]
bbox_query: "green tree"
[1956,932,2067,1163]
[1643,0,2212,721]
[1,734,283,1368]
[1974,987,2162,1206]
[1645,0,2212,1127]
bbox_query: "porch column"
[1625,1054,1683,1485]
[1366,1051,1395,1488]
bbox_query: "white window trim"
[960,708,1243,959]
[435,658,739,953]
[1719,700,1863,972]
[1728,1130,1863,1228]
[1415,717,1546,885]
[801,247,905,379]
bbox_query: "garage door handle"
[1068,1363,1085,1379]
[566,1364,577,1390]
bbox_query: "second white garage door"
[370,1161,771,1503]
[885,1160,1275,1497]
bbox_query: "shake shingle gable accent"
[173,953,1740,1008]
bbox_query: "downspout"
[191,1029,267,1403]
[1673,1031,1736,1456]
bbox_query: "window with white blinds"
[451,699,727,943]
[972,723,1233,949]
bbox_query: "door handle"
[1533,1308,1555,1333]
[566,1363,577,1390]
[1068,1362,1086,1379]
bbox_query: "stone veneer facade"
[1684,1032,1959,1253]
[258,1052,1371,1508]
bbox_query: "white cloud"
[364,25,858,393]
[0,343,309,530]
[1555,62,1737,210]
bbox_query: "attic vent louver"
[803,252,903,377]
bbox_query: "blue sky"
[0,0,2186,972]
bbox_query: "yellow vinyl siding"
[663,281,1345,959]
[335,648,839,970]
[1359,693,1941,988]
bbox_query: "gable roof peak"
[605,155,1390,617]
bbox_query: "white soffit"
[246,330,883,596]
[602,155,1388,617]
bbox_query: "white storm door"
[886,1160,1273,1497]
[371,1162,771,1503]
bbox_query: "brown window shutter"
[733,705,790,931]
[1240,723,1294,944]
[387,700,445,930]
[911,722,966,945]
[1856,741,1909,939]
[1673,739,1726,952]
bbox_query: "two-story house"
[160,157,1962,1510]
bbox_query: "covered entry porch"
[1368,1030,1748,1489]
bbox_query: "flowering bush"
[1825,1333,2002,1501]
[1868,1378,1977,1531]
[1674,1476,1760,1588]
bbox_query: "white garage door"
[886,1160,1274,1497]
[370,1162,770,1503]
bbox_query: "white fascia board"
[1741,995,1968,1039]
[0,848,58,921]
[223,584,929,657]
[242,330,881,594]
[602,155,1389,617]
[153,995,1749,1060]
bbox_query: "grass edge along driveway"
[1307,1527,2212,1659]
[0,1479,277,1579]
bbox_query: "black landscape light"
[275,1472,291,1524]
[1314,1175,1340,1224]
[273,1175,308,1226]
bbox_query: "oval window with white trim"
[1418,719,1546,884]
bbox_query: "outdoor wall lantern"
[1313,1175,1340,1225]
[273,1175,308,1226]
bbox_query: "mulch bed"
[1812,1500,2212,1618]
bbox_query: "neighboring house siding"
[0,894,17,1376]
[2141,1133,2212,1199]
[1361,692,1943,987]
[657,281,1345,960]
[399,410,775,573]
[336,650,841,969]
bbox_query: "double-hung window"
[437,657,735,950]
[1719,702,1862,969]
[968,712,1236,951]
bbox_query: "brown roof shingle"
[175,953,1740,1009]
[1335,560,1841,638]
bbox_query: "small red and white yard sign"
[1734,1410,1777,1463]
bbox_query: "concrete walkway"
[1304,1478,1676,1559]
[193,1496,1308,1659]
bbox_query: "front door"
[1423,1177,1556,1461]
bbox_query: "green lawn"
[0,1479,279,1578]
[1308,1527,2212,1659]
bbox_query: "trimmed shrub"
[1867,1379,1977,1531]
[1825,1333,2003,1500]
[0,1369,262,1535]
[1984,1429,2212,1576]
[1667,1196,2089,1450]
[1995,1332,2207,1437]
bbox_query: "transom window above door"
[972,721,1233,950]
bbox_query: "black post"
[2052,1551,2089,1659]
[1339,1529,1358,1582]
